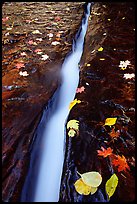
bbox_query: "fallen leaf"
[20,52,27,56]
[119,60,131,70]
[47,33,53,38]
[28,40,37,45]
[56,33,61,38]
[109,128,120,139]
[5,32,10,36]
[76,86,85,93]
[19,71,29,76]
[68,129,76,137]
[123,73,135,79]
[6,27,12,31]
[41,54,49,60]
[105,173,118,199]
[25,19,32,23]
[98,47,104,51]
[74,178,92,195]
[15,62,25,69]
[51,41,60,45]
[108,19,111,21]
[32,30,42,34]
[67,120,79,130]
[69,99,81,110]
[97,147,113,158]
[104,118,117,126]
[112,155,130,172]
[99,58,105,61]
[78,171,102,188]
[86,64,91,66]
[2,16,9,22]
[34,49,42,53]
[36,38,43,41]
[55,16,61,21]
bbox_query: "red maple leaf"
[76,86,85,93]
[97,146,113,158]
[112,155,130,172]
[15,62,25,69]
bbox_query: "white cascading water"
[22,3,91,202]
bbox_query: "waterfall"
[21,3,91,202]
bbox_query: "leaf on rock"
[51,41,60,45]
[20,52,27,56]
[68,129,76,137]
[2,16,9,22]
[109,128,120,139]
[105,173,118,199]
[76,86,85,93]
[32,30,42,34]
[80,171,102,188]
[19,71,29,76]
[67,120,79,130]
[69,99,81,110]
[28,40,37,45]
[41,54,49,60]
[74,178,92,195]
[123,73,135,79]
[15,62,25,69]
[97,146,113,158]
[104,118,117,126]
[98,47,104,51]
[112,155,130,172]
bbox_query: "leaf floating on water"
[69,99,81,110]
[68,129,76,137]
[76,86,85,93]
[104,118,117,126]
[105,173,118,199]
[98,47,104,51]
[97,146,113,158]
[80,171,102,188]
[67,120,79,130]
[74,178,92,195]
[112,155,130,172]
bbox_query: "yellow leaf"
[99,58,105,61]
[98,47,104,51]
[67,120,79,130]
[87,64,91,67]
[105,173,118,199]
[69,99,81,110]
[68,129,76,137]
[104,118,117,126]
[74,178,92,195]
[80,171,102,187]
[90,186,98,195]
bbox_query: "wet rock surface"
[2,2,84,202]
[60,2,135,202]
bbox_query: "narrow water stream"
[21,3,91,202]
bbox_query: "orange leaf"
[109,128,120,139]
[97,146,113,158]
[112,155,130,172]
